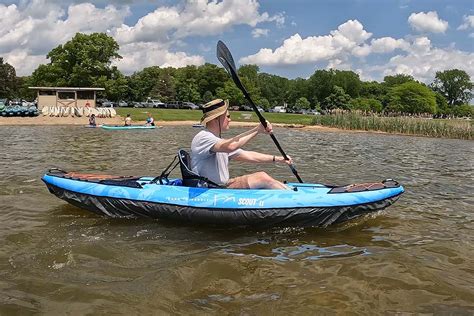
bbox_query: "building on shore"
[29,87,105,109]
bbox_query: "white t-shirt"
[191,130,242,185]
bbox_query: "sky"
[0,0,473,84]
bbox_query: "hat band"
[202,100,226,113]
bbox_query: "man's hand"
[257,120,273,134]
[276,155,293,165]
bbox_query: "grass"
[311,113,472,140]
[115,108,472,140]
[115,108,316,125]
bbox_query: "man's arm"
[233,150,293,165]
[212,121,273,153]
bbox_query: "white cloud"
[252,28,269,38]
[116,42,205,74]
[240,20,372,65]
[458,15,474,30]
[241,19,474,84]
[114,0,283,44]
[408,11,448,33]
[1,0,283,75]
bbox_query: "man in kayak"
[191,99,292,189]
[146,112,155,126]
[88,113,96,127]
[124,114,132,126]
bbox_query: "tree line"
[1,32,472,117]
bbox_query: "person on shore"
[191,99,292,189]
[89,113,96,127]
[124,114,132,126]
[146,112,155,126]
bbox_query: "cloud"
[113,0,283,44]
[240,19,372,65]
[457,15,474,30]
[252,28,269,38]
[408,11,448,33]
[115,42,205,74]
[241,19,474,84]
[1,0,283,75]
[0,1,130,75]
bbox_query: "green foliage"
[431,69,473,105]
[215,80,245,106]
[321,86,352,110]
[386,81,437,114]
[350,97,383,112]
[383,74,415,87]
[258,72,290,107]
[294,97,311,110]
[0,58,17,98]
[176,78,201,103]
[30,32,121,88]
[308,69,361,103]
[451,104,473,117]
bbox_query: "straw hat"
[200,99,229,125]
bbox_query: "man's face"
[219,111,231,130]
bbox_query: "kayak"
[42,169,404,227]
[101,125,157,130]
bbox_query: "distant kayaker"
[146,112,155,126]
[124,114,132,126]
[191,99,292,189]
[89,113,96,127]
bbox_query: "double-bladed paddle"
[216,40,303,183]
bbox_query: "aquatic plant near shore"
[311,113,472,140]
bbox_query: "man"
[124,113,132,126]
[191,99,292,189]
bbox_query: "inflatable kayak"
[42,169,404,227]
[101,125,157,130]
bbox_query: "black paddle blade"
[216,40,246,92]
[217,40,237,74]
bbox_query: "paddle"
[216,40,303,183]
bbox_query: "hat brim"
[201,100,228,125]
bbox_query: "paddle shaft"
[217,40,303,183]
[240,88,303,183]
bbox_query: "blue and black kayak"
[101,125,158,130]
[42,169,404,227]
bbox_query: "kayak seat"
[178,149,222,188]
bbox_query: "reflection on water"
[0,125,473,314]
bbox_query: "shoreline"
[0,115,447,138]
[0,116,365,134]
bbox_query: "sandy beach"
[0,115,346,133]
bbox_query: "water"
[0,125,473,314]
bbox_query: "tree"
[386,81,437,114]
[0,58,17,98]
[215,80,244,106]
[350,98,383,112]
[30,32,122,87]
[431,69,473,105]
[321,86,351,110]
[383,74,415,87]
[294,97,311,111]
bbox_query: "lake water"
[0,125,473,314]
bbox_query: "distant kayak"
[192,123,204,128]
[84,124,102,128]
[101,125,158,130]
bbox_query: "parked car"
[102,101,114,107]
[166,101,182,109]
[181,102,199,110]
[269,106,286,113]
[239,104,252,111]
[146,99,166,108]
[307,109,320,115]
